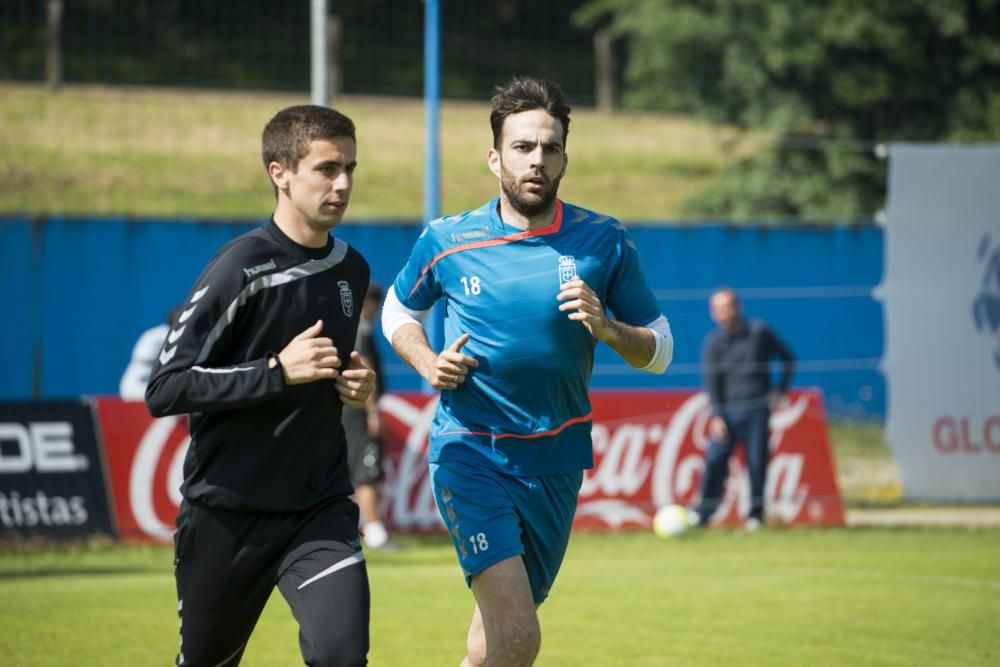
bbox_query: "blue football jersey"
[393,198,662,475]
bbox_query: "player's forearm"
[145,359,286,417]
[602,320,657,369]
[389,323,440,383]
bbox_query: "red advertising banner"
[93,390,843,542]
[379,389,844,532]
[93,398,189,542]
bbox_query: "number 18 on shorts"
[428,459,582,604]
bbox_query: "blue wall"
[1,217,883,417]
[623,225,883,418]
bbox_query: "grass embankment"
[828,420,902,505]
[0,82,757,221]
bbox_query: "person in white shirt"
[119,306,180,400]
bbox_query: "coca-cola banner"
[93,390,843,542]
[93,398,188,542]
[0,401,115,540]
[380,389,844,531]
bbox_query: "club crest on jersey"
[558,255,577,285]
[338,281,354,317]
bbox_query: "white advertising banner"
[880,144,1000,500]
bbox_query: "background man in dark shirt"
[692,287,795,531]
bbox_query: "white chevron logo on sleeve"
[167,325,186,344]
[178,305,196,323]
[158,345,177,365]
[191,285,210,302]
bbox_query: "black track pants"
[173,498,370,666]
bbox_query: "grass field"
[1,528,997,666]
[0,83,759,221]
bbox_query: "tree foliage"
[0,1,597,101]
[576,0,1000,221]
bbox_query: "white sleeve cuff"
[639,315,673,374]
[381,284,431,343]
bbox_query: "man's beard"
[500,162,562,218]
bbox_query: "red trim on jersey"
[407,200,564,298]
[438,411,591,441]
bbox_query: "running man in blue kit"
[381,77,673,666]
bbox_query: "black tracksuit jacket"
[146,219,370,512]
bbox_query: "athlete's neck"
[272,205,331,248]
[497,196,557,231]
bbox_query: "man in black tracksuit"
[146,105,375,666]
[692,287,795,531]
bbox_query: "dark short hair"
[261,105,356,185]
[490,77,571,149]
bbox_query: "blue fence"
[1,217,883,417]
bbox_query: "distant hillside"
[0,83,759,222]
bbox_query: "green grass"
[2,528,997,666]
[0,83,760,221]
[828,420,902,505]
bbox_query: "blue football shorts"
[429,458,584,604]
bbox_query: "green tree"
[575,0,1000,221]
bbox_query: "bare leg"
[459,555,540,667]
[355,483,379,526]
[460,604,485,667]
[356,483,390,548]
